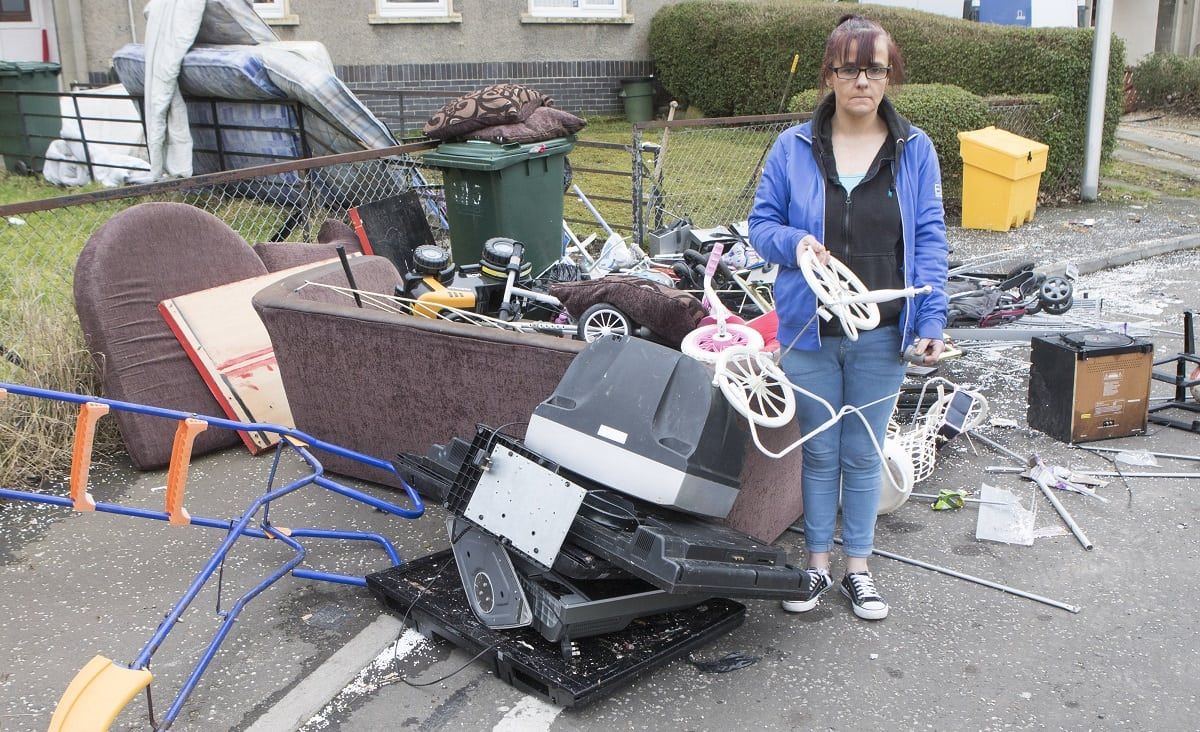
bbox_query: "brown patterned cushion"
[423,84,553,140]
[550,275,705,348]
[463,106,587,144]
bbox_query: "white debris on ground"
[299,628,435,731]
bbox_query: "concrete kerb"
[1044,231,1200,277]
[245,614,405,732]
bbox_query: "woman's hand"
[795,235,830,266]
[911,338,945,366]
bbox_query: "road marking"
[249,615,425,732]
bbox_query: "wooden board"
[158,261,331,453]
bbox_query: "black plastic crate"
[366,550,745,708]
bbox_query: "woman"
[748,14,948,620]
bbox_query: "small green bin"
[0,61,62,174]
[619,76,655,124]
[422,136,575,273]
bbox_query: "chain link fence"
[0,142,438,485]
[631,113,811,247]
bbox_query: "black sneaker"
[840,571,889,620]
[780,568,833,613]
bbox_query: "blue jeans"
[780,325,906,558]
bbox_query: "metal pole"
[1078,446,1200,463]
[786,528,1081,614]
[631,127,645,249]
[909,492,1010,506]
[1081,0,1114,201]
[987,466,1200,478]
[1035,480,1094,550]
[966,430,1027,465]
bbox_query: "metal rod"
[574,183,615,237]
[786,528,1081,614]
[336,245,363,309]
[966,430,1028,465]
[909,492,1010,506]
[1077,446,1200,463]
[966,431,1093,549]
[986,466,1200,478]
[1035,479,1094,551]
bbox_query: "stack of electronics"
[369,336,810,706]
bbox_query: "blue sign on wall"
[979,0,1032,26]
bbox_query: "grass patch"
[567,115,785,242]
[1100,158,1200,199]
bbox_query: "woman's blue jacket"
[747,102,949,352]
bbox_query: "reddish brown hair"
[818,14,906,92]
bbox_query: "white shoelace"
[848,573,882,603]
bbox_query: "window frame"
[376,0,451,19]
[527,0,623,19]
[250,0,288,20]
[0,0,33,24]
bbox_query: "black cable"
[387,522,471,668]
[399,644,497,688]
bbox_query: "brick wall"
[341,59,656,136]
[91,58,656,139]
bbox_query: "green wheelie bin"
[0,61,62,174]
[421,136,575,274]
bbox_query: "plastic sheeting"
[143,0,207,179]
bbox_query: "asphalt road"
[2,248,1198,732]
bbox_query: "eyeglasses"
[830,65,891,81]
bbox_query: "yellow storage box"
[958,126,1049,232]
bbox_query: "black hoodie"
[810,94,911,335]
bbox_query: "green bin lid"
[0,61,62,77]
[422,136,576,171]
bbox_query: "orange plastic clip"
[165,417,207,526]
[68,402,109,512]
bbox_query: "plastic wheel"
[876,439,915,515]
[1039,276,1073,314]
[577,302,632,342]
[715,347,795,428]
[680,323,765,364]
[799,250,879,340]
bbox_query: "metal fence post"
[631,125,644,249]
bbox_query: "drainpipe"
[128,0,138,43]
[57,0,88,85]
[1080,0,1114,202]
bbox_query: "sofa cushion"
[550,275,706,348]
[463,106,586,145]
[73,202,267,469]
[423,84,551,140]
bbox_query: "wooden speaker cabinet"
[1027,331,1153,443]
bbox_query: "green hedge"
[649,0,1124,199]
[1131,54,1200,114]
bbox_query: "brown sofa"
[253,255,806,543]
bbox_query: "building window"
[528,0,622,19]
[0,0,32,23]
[376,0,450,18]
[252,0,287,20]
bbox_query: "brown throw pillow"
[424,84,553,140]
[550,275,705,348]
[463,106,587,145]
